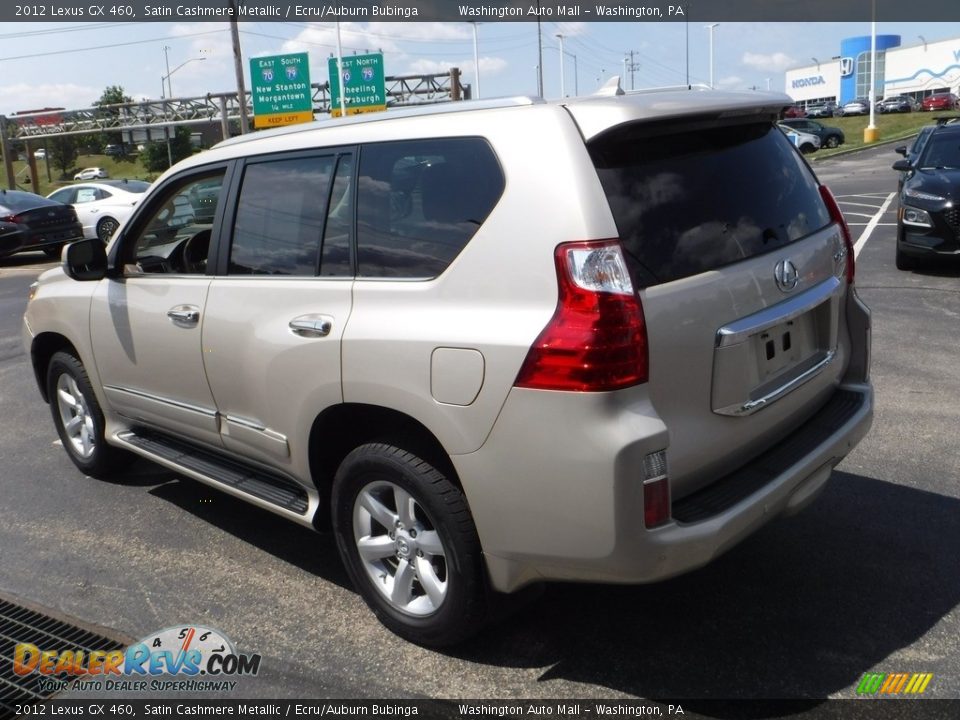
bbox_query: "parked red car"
[921,93,960,111]
[781,105,807,118]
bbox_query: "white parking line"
[836,193,891,199]
[853,192,896,258]
[844,212,878,219]
[838,201,886,209]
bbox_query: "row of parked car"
[0,177,149,259]
[787,92,960,119]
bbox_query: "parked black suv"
[779,118,845,149]
[892,120,960,270]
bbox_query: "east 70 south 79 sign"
[250,53,313,129]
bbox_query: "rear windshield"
[590,121,831,286]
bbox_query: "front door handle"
[289,314,333,338]
[167,305,200,326]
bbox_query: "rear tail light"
[0,214,23,223]
[514,240,648,392]
[819,185,855,284]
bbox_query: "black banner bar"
[4,699,960,720]
[3,0,960,23]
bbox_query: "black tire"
[800,143,816,155]
[42,245,63,259]
[46,351,130,477]
[825,136,840,149]
[96,216,119,243]
[332,443,487,646]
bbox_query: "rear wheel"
[825,136,840,149]
[42,245,63,259]
[47,351,130,477]
[332,443,487,646]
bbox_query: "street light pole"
[556,33,565,98]
[705,24,719,89]
[162,56,206,99]
[163,45,172,99]
[471,22,481,99]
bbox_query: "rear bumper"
[458,382,872,593]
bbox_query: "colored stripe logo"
[856,672,933,695]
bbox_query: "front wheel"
[332,443,487,646]
[96,216,119,243]
[47,351,130,477]
[825,136,840,149]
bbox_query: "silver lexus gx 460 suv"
[24,85,873,646]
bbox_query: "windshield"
[918,135,960,169]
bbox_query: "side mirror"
[63,238,107,281]
[894,145,907,157]
[892,159,913,173]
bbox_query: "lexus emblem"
[774,259,799,292]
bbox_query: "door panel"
[201,278,352,470]
[90,277,221,445]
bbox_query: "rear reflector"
[514,240,648,392]
[819,185,855,284]
[644,478,671,529]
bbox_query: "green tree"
[93,85,133,108]
[93,86,134,147]
[142,127,194,172]
[49,135,79,178]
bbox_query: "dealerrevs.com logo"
[13,625,261,693]
[856,672,934,696]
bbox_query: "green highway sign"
[328,53,387,117]
[250,52,313,129]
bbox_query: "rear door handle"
[289,314,334,338]
[167,305,200,326]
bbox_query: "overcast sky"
[1,20,958,115]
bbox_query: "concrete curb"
[811,132,920,161]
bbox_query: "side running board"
[116,429,309,515]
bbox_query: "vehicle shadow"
[135,467,958,703]
[0,251,57,268]
[144,471,351,591]
[450,471,959,701]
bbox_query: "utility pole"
[228,2,249,134]
[624,50,640,90]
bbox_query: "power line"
[0,28,227,64]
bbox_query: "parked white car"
[73,167,108,181]
[47,180,150,242]
[778,123,821,154]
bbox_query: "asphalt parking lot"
[0,142,958,707]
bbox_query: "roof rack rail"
[935,115,960,125]
[216,96,544,149]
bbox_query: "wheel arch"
[307,403,461,531]
[31,332,81,403]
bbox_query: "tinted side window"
[590,122,831,287]
[230,156,335,276]
[356,138,504,279]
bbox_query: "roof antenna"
[594,75,625,97]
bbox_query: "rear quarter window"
[590,122,831,287]
[356,137,504,279]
